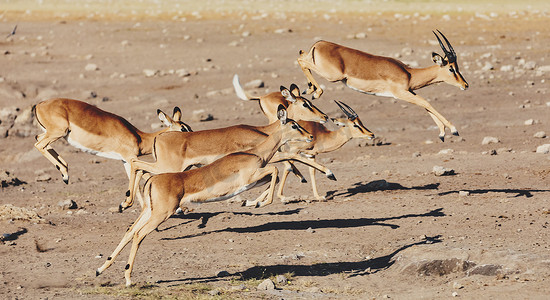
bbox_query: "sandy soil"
[1,1,550,299]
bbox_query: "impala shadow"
[157,235,442,285]
[159,208,305,231]
[326,179,440,199]
[161,208,445,240]
[438,188,550,198]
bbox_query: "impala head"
[157,107,193,132]
[432,30,469,90]
[277,105,313,144]
[332,101,374,139]
[280,84,328,123]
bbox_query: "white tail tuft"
[232,74,252,101]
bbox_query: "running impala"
[297,30,468,141]
[34,98,191,207]
[96,107,335,287]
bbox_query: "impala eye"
[291,124,298,129]
[449,66,455,73]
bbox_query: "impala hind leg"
[243,165,279,208]
[298,50,323,99]
[34,133,69,184]
[120,159,162,211]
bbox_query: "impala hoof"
[452,131,460,136]
[327,172,337,181]
[96,269,101,276]
[439,135,445,142]
[301,178,308,183]
[118,204,124,213]
[63,178,69,185]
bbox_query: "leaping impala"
[277,101,374,202]
[96,106,335,287]
[297,30,468,141]
[120,85,332,210]
[33,98,191,207]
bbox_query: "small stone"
[438,148,454,155]
[412,151,421,158]
[433,166,455,176]
[207,290,220,296]
[58,199,78,210]
[453,282,464,289]
[84,63,98,71]
[533,131,546,138]
[35,173,52,182]
[244,79,264,89]
[524,119,536,125]
[143,69,158,77]
[452,291,459,297]
[481,136,499,145]
[257,278,275,290]
[306,227,315,233]
[191,109,214,122]
[458,191,470,197]
[536,144,550,154]
[275,274,287,284]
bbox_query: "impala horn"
[334,100,358,120]
[433,29,457,63]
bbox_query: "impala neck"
[138,128,169,155]
[255,121,280,135]
[249,126,285,163]
[407,65,441,91]
[318,127,353,153]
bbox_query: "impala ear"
[432,52,447,66]
[158,109,172,127]
[172,107,182,121]
[280,86,295,103]
[277,105,288,124]
[289,84,301,98]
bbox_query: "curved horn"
[334,100,356,119]
[433,30,456,63]
[339,101,358,119]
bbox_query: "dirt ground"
[1,1,550,299]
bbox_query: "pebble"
[58,199,78,210]
[84,63,98,71]
[275,274,288,284]
[433,166,455,176]
[536,144,550,154]
[35,173,52,182]
[481,136,499,145]
[257,278,275,290]
[191,109,214,122]
[533,131,546,138]
[453,282,464,289]
[306,227,315,233]
[458,191,470,197]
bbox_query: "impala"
[120,85,332,210]
[232,74,328,124]
[277,101,374,201]
[96,107,336,286]
[297,30,468,141]
[33,98,191,206]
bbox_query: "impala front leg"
[34,135,70,184]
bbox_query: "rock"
[536,144,550,154]
[191,109,214,122]
[84,63,98,71]
[275,274,288,285]
[412,151,421,158]
[306,227,315,233]
[207,290,220,296]
[438,148,454,155]
[13,106,34,125]
[453,282,464,289]
[466,264,502,276]
[481,62,494,71]
[143,69,159,77]
[35,173,52,182]
[533,131,546,138]
[257,278,275,290]
[524,119,538,125]
[481,136,499,145]
[58,199,78,210]
[458,191,470,197]
[433,166,455,176]
[1,171,25,188]
[405,258,476,276]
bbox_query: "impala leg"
[298,53,323,99]
[34,133,69,184]
[393,90,458,140]
[276,161,293,203]
[124,211,171,287]
[243,165,279,207]
[271,153,336,181]
[308,162,326,201]
[288,161,307,183]
[96,206,152,277]
[122,161,144,210]
[120,159,162,211]
[427,112,447,142]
